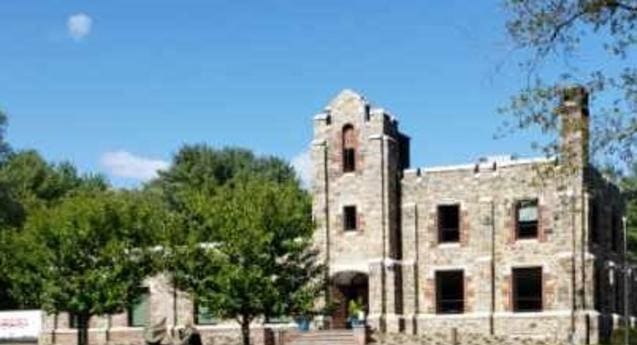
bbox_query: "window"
[516,200,538,239]
[611,212,620,252]
[512,267,543,312]
[435,270,464,314]
[343,206,357,231]
[589,201,599,244]
[342,125,356,172]
[594,265,602,311]
[194,300,216,325]
[614,271,622,313]
[128,287,150,327]
[438,205,460,243]
[69,313,80,329]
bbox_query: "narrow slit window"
[590,201,599,244]
[611,212,620,252]
[342,125,356,172]
[344,206,357,231]
[594,265,601,311]
[438,205,460,243]
[513,267,543,312]
[436,270,464,314]
[516,200,538,239]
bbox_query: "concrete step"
[287,330,357,345]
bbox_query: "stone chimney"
[560,85,590,170]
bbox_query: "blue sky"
[0,1,582,187]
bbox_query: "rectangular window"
[614,271,622,313]
[69,313,79,329]
[343,148,356,172]
[611,213,620,252]
[128,287,150,327]
[194,301,216,325]
[435,270,464,314]
[516,200,538,239]
[594,265,602,311]
[589,201,599,244]
[438,205,460,243]
[343,206,357,231]
[513,267,543,312]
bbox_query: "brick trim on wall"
[460,209,470,247]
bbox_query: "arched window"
[342,124,356,172]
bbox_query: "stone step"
[287,330,357,345]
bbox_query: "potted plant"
[347,298,365,328]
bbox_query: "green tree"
[500,0,637,169]
[0,109,12,161]
[0,151,107,310]
[166,177,321,345]
[16,190,163,345]
[148,145,297,205]
[153,145,320,345]
[0,150,107,228]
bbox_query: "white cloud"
[100,151,169,181]
[291,149,311,188]
[67,13,93,41]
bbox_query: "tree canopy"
[0,149,109,310]
[154,145,321,345]
[500,0,637,169]
[16,190,165,345]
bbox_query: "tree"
[500,0,637,169]
[16,190,164,345]
[0,151,108,310]
[166,177,321,345]
[0,109,12,162]
[153,145,320,345]
[148,145,297,208]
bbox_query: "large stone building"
[310,87,635,344]
[39,87,635,345]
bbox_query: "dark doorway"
[330,272,368,329]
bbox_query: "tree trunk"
[77,314,90,345]
[241,316,251,345]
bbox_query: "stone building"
[39,87,635,345]
[310,87,635,344]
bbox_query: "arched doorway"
[330,271,368,329]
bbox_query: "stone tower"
[311,89,410,331]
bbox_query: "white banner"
[0,310,42,340]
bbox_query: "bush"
[601,328,637,345]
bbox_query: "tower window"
[436,270,464,314]
[438,204,460,243]
[516,199,538,239]
[512,267,542,312]
[344,206,357,231]
[342,125,356,172]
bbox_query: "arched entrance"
[330,271,368,329]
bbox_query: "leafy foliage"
[501,0,637,168]
[155,145,321,345]
[16,190,164,345]
[0,150,108,310]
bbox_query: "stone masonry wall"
[400,159,593,343]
